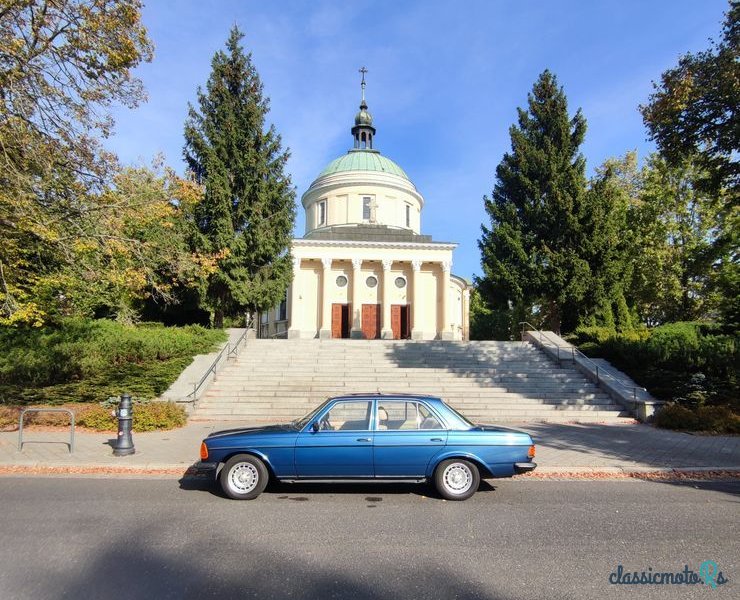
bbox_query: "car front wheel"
[220,454,269,500]
[434,459,480,501]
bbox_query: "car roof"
[330,393,443,403]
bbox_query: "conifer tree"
[477,71,591,333]
[184,27,295,327]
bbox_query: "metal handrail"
[519,322,647,403]
[227,328,250,358]
[190,322,255,401]
[188,341,231,402]
[18,408,75,453]
[518,321,545,345]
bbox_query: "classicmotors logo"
[609,561,729,588]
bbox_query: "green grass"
[0,319,226,405]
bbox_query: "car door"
[294,400,374,477]
[373,400,447,477]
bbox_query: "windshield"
[293,399,332,429]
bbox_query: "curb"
[519,467,740,480]
[0,464,738,480]
[0,464,199,478]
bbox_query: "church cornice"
[301,171,424,209]
[292,238,457,251]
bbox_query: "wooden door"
[332,304,351,339]
[391,305,410,340]
[391,305,402,340]
[400,305,410,339]
[332,304,343,339]
[361,304,380,339]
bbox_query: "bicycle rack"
[18,408,75,453]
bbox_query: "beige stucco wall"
[302,171,423,235]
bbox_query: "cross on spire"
[352,67,376,149]
[359,66,368,101]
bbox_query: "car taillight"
[528,445,536,459]
[200,442,209,460]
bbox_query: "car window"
[418,403,443,429]
[376,401,443,430]
[318,401,372,431]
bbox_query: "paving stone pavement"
[0,420,738,474]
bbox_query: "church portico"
[286,240,465,340]
[263,69,469,341]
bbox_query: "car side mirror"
[311,421,320,433]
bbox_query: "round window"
[336,275,348,287]
[366,276,378,288]
[394,277,406,289]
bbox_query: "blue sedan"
[198,393,537,501]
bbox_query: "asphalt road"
[0,477,736,600]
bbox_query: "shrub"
[0,319,226,405]
[0,401,187,432]
[654,404,699,430]
[76,404,117,431]
[131,401,187,432]
[655,403,740,434]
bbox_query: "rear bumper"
[514,462,537,474]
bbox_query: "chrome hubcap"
[443,463,473,494]
[228,463,259,494]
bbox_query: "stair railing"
[518,321,647,403]
[189,323,253,404]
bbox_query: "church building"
[261,71,470,340]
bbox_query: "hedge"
[0,319,226,405]
[571,322,738,432]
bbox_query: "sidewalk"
[0,420,738,479]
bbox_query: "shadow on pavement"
[178,469,497,501]
[26,522,512,600]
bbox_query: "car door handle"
[430,438,444,442]
[356,437,371,442]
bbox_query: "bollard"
[112,393,135,456]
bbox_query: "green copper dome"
[317,149,410,181]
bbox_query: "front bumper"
[514,462,537,474]
[193,461,219,476]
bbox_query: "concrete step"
[190,339,635,423]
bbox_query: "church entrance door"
[361,304,380,339]
[332,303,351,339]
[391,305,410,339]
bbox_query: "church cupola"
[351,67,376,150]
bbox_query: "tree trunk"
[547,301,561,334]
[213,309,224,329]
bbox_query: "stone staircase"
[190,339,633,424]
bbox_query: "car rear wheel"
[434,459,480,501]
[220,454,268,500]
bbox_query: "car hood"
[206,423,297,439]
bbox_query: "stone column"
[350,258,363,339]
[380,259,394,339]
[319,257,332,339]
[462,288,471,341]
[410,259,423,340]
[440,260,453,340]
[287,256,302,339]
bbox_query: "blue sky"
[107,0,729,280]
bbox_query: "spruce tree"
[184,27,295,327]
[477,70,590,333]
